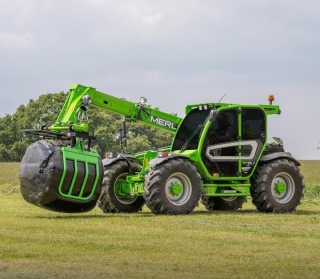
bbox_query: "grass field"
[1,161,320,278]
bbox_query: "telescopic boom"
[49,84,182,134]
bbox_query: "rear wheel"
[97,160,145,213]
[144,158,201,214]
[200,196,246,211]
[251,159,304,213]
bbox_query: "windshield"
[172,108,210,151]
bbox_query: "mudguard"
[148,153,189,168]
[260,152,300,166]
[102,153,136,167]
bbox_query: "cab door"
[202,107,266,178]
[202,108,239,177]
[238,107,266,176]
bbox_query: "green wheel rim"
[271,172,295,203]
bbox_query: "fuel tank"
[19,139,103,213]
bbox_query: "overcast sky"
[1,0,320,159]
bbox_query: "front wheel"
[200,196,246,211]
[143,158,202,214]
[251,159,304,213]
[97,160,145,213]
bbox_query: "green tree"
[8,141,30,162]
[0,144,9,161]
[0,92,68,162]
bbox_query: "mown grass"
[0,162,20,194]
[1,196,320,279]
[2,161,320,202]
[299,160,320,205]
[1,161,320,278]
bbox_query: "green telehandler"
[20,85,304,214]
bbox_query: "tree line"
[0,92,173,162]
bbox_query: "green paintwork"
[115,177,130,196]
[49,84,182,134]
[48,83,282,202]
[274,181,287,194]
[58,144,101,201]
[170,183,183,196]
[184,103,280,116]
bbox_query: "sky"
[0,0,320,159]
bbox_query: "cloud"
[141,12,162,26]
[0,31,39,50]
[1,0,320,158]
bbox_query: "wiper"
[180,124,203,152]
[180,108,218,153]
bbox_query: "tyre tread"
[251,159,304,213]
[97,161,144,213]
[144,159,201,215]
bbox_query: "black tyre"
[200,195,246,211]
[251,159,304,213]
[143,158,202,215]
[97,160,145,213]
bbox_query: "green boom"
[49,84,182,134]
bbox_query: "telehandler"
[20,85,304,214]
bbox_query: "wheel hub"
[165,172,192,205]
[114,172,138,204]
[274,181,287,194]
[271,172,295,203]
[170,183,183,196]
